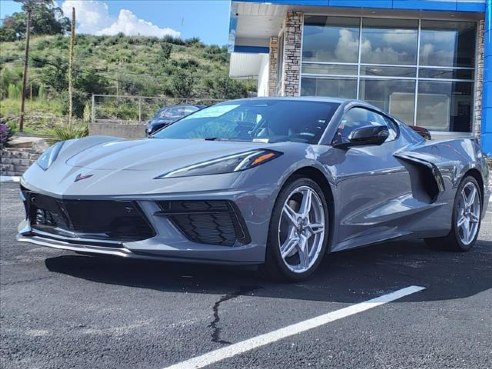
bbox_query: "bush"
[83,103,92,123]
[0,119,16,149]
[51,123,88,141]
[7,83,21,99]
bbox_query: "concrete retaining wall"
[89,121,146,139]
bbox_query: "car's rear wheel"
[262,177,329,281]
[425,176,482,251]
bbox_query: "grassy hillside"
[0,34,256,134]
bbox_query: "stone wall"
[268,36,279,96]
[1,148,39,176]
[474,19,485,138]
[280,11,303,97]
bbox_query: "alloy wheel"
[456,181,481,245]
[277,185,326,274]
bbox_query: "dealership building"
[228,0,492,154]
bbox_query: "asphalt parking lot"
[1,181,491,369]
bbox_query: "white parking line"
[162,285,425,369]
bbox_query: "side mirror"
[334,125,389,149]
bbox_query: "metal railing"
[91,94,223,124]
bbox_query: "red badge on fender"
[74,173,93,182]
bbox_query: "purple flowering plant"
[0,119,15,149]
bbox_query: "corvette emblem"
[74,173,93,182]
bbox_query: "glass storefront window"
[303,16,360,63]
[361,19,418,65]
[301,77,357,99]
[360,66,416,78]
[302,63,358,76]
[300,16,477,133]
[419,68,474,80]
[359,79,416,124]
[417,81,473,132]
[419,21,476,68]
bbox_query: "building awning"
[228,1,287,54]
[227,0,486,79]
[228,0,486,55]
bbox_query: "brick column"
[268,36,279,97]
[280,11,303,97]
[474,20,485,138]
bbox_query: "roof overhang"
[228,0,486,55]
[227,0,486,80]
[228,1,288,54]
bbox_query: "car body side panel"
[318,139,448,252]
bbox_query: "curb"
[0,176,21,183]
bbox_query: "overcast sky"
[0,0,231,45]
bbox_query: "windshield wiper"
[203,137,253,142]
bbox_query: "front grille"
[22,188,155,242]
[157,200,250,246]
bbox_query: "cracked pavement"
[1,182,491,369]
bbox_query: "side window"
[381,115,399,141]
[333,107,397,145]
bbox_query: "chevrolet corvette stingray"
[17,97,490,280]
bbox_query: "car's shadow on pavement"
[44,239,492,304]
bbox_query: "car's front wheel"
[263,177,329,281]
[425,175,482,251]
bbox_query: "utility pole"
[19,6,32,132]
[67,6,76,127]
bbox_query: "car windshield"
[153,99,339,144]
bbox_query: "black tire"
[261,177,329,282]
[425,176,482,252]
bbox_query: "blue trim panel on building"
[481,0,492,155]
[228,2,239,53]
[233,45,270,53]
[237,0,486,12]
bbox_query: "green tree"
[170,69,196,98]
[160,42,172,60]
[0,0,69,42]
[202,72,249,99]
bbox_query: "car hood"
[65,138,273,172]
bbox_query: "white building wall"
[257,54,270,97]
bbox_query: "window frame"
[300,15,478,133]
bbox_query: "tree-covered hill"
[0,33,256,122]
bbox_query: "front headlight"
[37,141,65,171]
[156,149,282,179]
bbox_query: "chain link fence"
[91,94,223,124]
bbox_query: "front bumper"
[17,224,264,264]
[17,186,273,265]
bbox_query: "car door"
[324,106,414,251]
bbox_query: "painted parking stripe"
[163,285,425,369]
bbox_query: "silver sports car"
[18,97,490,280]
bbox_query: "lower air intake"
[157,200,250,246]
[22,188,155,242]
